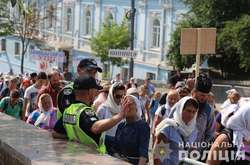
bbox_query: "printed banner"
[30,50,65,63]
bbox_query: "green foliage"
[167,15,200,69]
[0,0,14,35]
[91,20,130,66]
[218,15,250,71]
[167,0,250,77]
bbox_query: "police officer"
[57,58,102,119]
[53,76,128,154]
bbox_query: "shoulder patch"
[84,109,95,117]
[63,88,73,95]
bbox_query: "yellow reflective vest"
[63,103,106,154]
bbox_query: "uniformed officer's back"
[53,76,128,154]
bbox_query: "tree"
[91,20,130,77]
[7,0,56,74]
[168,15,200,69]
[0,0,14,36]
[167,0,250,79]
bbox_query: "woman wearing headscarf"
[96,82,125,137]
[92,83,110,111]
[26,93,57,131]
[152,89,180,144]
[153,96,199,165]
[206,103,250,165]
[218,90,242,133]
[154,90,180,128]
[220,89,241,111]
[139,85,151,124]
[112,95,150,165]
[34,93,57,130]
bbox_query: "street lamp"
[129,0,136,79]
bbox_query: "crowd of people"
[0,58,249,165]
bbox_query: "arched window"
[48,5,54,28]
[85,10,92,35]
[152,19,160,48]
[106,12,114,25]
[66,8,72,32]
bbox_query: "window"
[48,5,54,28]
[65,8,72,32]
[146,72,156,80]
[105,12,114,26]
[48,15,53,28]
[85,10,92,35]
[103,64,110,79]
[152,19,160,48]
[14,42,20,55]
[121,68,128,81]
[1,39,6,51]
[29,45,34,51]
[29,45,35,63]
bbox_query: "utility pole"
[129,0,135,78]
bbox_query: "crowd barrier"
[212,84,250,104]
[179,158,207,165]
[0,113,128,165]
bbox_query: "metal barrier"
[178,158,208,165]
[212,84,250,104]
[212,84,232,103]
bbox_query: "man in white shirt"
[22,72,48,120]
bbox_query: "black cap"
[73,76,103,90]
[77,58,102,72]
[195,74,212,93]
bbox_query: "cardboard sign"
[180,28,216,55]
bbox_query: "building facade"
[1,0,187,81]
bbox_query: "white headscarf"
[128,95,143,119]
[155,96,198,137]
[226,103,250,155]
[34,94,54,127]
[104,82,122,114]
[220,104,239,127]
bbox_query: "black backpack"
[160,105,167,117]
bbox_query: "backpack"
[160,105,167,117]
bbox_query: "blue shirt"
[147,83,155,96]
[160,126,197,165]
[26,110,41,125]
[114,120,150,165]
[150,99,160,116]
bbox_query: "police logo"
[64,88,73,95]
[85,110,95,117]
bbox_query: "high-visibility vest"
[63,103,106,154]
